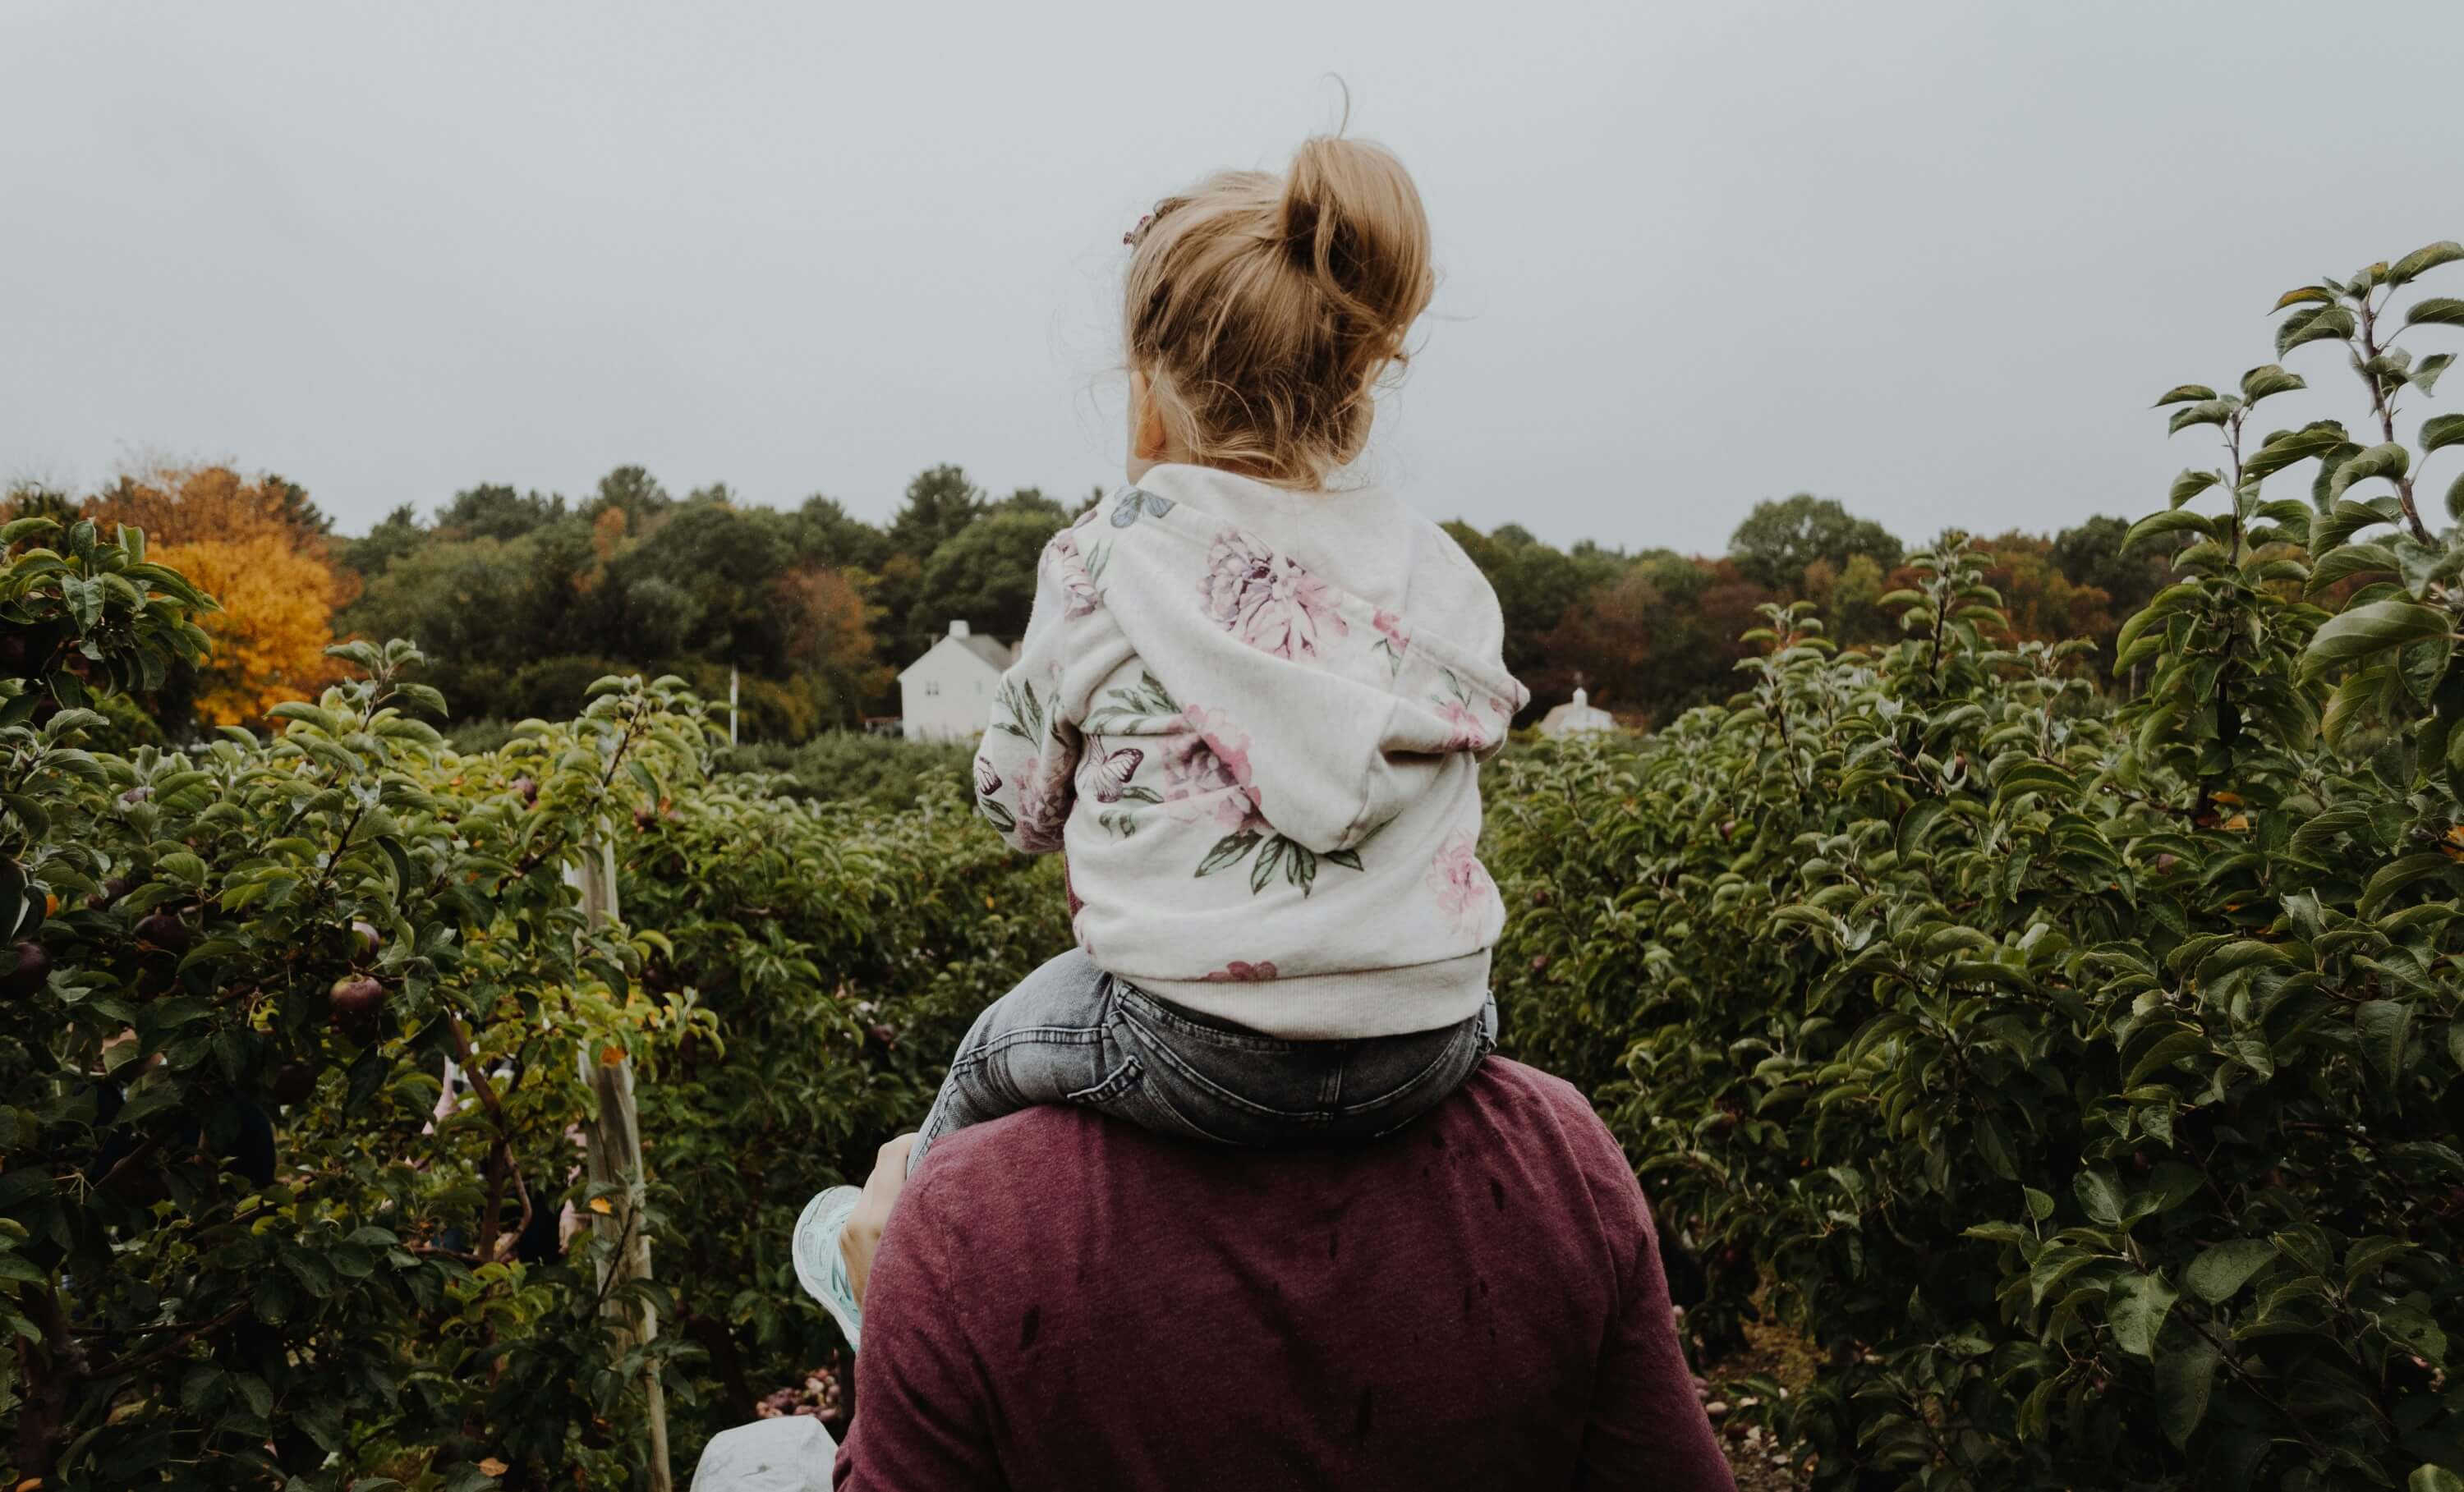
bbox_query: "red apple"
[134,912,191,953]
[4,940,48,997]
[269,1061,319,1106]
[329,976,388,1041]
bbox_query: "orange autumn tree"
[83,465,350,726]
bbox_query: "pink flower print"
[1199,527,1349,660]
[1013,751,1073,853]
[1201,960,1280,983]
[1372,608,1411,676]
[1047,531,1103,619]
[1426,830,1493,931]
[1437,700,1488,753]
[974,755,1002,799]
[1162,704,1264,832]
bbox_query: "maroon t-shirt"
[834,1059,1733,1491]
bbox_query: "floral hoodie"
[972,462,1526,1040]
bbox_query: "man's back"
[834,1058,1732,1490]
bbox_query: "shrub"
[0,516,1070,1485]
[1487,243,2464,1487]
[711,732,972,811]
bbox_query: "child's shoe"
[792,1185,865,1350]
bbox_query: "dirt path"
[1691,1317,1818,1490]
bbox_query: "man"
[829,1058,1733,1490]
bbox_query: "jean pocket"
[1341,1019,1487,1128]
[1065,1054,1145,1106]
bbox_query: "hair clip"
[1122,213,1154,247]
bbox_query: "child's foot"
[792,1185,866,1350]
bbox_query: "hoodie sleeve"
[970,523,1131,855]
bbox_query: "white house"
[1538,686,1616,740]
[897,620,1017,741]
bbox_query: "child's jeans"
[908,948,1497,1172]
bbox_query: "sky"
[5,1,2462,555]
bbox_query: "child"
[795,130,1526,1347]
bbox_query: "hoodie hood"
[968,462,1524,1039]
[1076,464,1526,855]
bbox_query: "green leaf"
[2152,384,2218,406]
[2240,364,2305,403]
[2311,497,2403,551]
[2125,510,2216,552]
[2360,852,2455,917]
[2397,535,2464,596]
[2279,304,2356,356]
[2244,426,2350,483]
[2357,999,2413,1080]
[2321,667,2392,753]
[2186,1239,2276,1302]
[2075,1167,2126,1228]
[1974,1112,2018,1181]
[2391,241,2464,286]
[2422,413,2464,454]
[2157,1330,2222,1448]
[2271,287,2335,311]
[2126,1029,2210,1090]
[2108,1269,2179,1358]
[2168,470,2220,509]
[2417,352,2455,394]
[2167,399,2236,435]
[2327,442,2411,505]
[2411,1466,2464,1492]
[2305,543,2399,595]
[2301,600,2453,682]
[2406,296,2464,329]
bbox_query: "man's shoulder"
[1471,1055,1599,1118]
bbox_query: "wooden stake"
[570,833,672,1489]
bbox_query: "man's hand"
[843,1132,918,1306]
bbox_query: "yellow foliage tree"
[81,464,351,728]
[83,464,329,549]
[151,534,347,726]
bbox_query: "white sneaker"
[791,1186,865,1351]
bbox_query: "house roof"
[957,633,1017,670]
[897,631,1018,679]
[1538,699,1616,736]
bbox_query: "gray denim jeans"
[908,948,1497,1171]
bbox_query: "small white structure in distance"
[1537,686,1616,740]
[896,620,1017,741]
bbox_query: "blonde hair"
[1124,134,1433,489]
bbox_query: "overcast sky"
[6,2,2462,553]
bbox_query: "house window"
[925,682,940,697]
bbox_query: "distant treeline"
[7,464,2172,740]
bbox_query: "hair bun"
[1279,135,1433,348]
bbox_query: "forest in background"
[1,461,2177,742]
